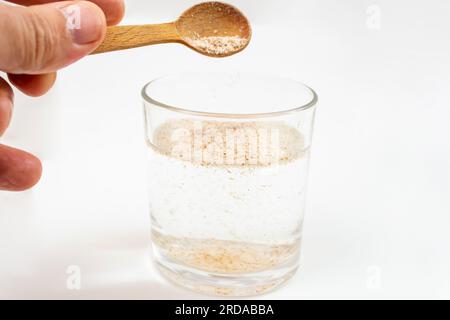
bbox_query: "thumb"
[0,1,106,74]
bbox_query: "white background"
[1,0,450,299]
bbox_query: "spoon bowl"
[176,2,252,57]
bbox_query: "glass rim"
[141,73,318,119]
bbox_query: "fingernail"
[59,3,105,45]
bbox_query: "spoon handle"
[92,23,181,54]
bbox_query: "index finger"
[6,0,125,25]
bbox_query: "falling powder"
[190,36,248,55]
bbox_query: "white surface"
[1,0,450,299]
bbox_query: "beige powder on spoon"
[189,35,248,55]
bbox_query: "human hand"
[0,0,124,191]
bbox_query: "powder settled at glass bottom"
[153,231,300,274]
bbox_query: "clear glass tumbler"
[142,73,318,296]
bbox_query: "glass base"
[152,244,299,297]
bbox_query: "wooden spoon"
[92,1,252,57]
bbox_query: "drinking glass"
[142,73,318,296]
